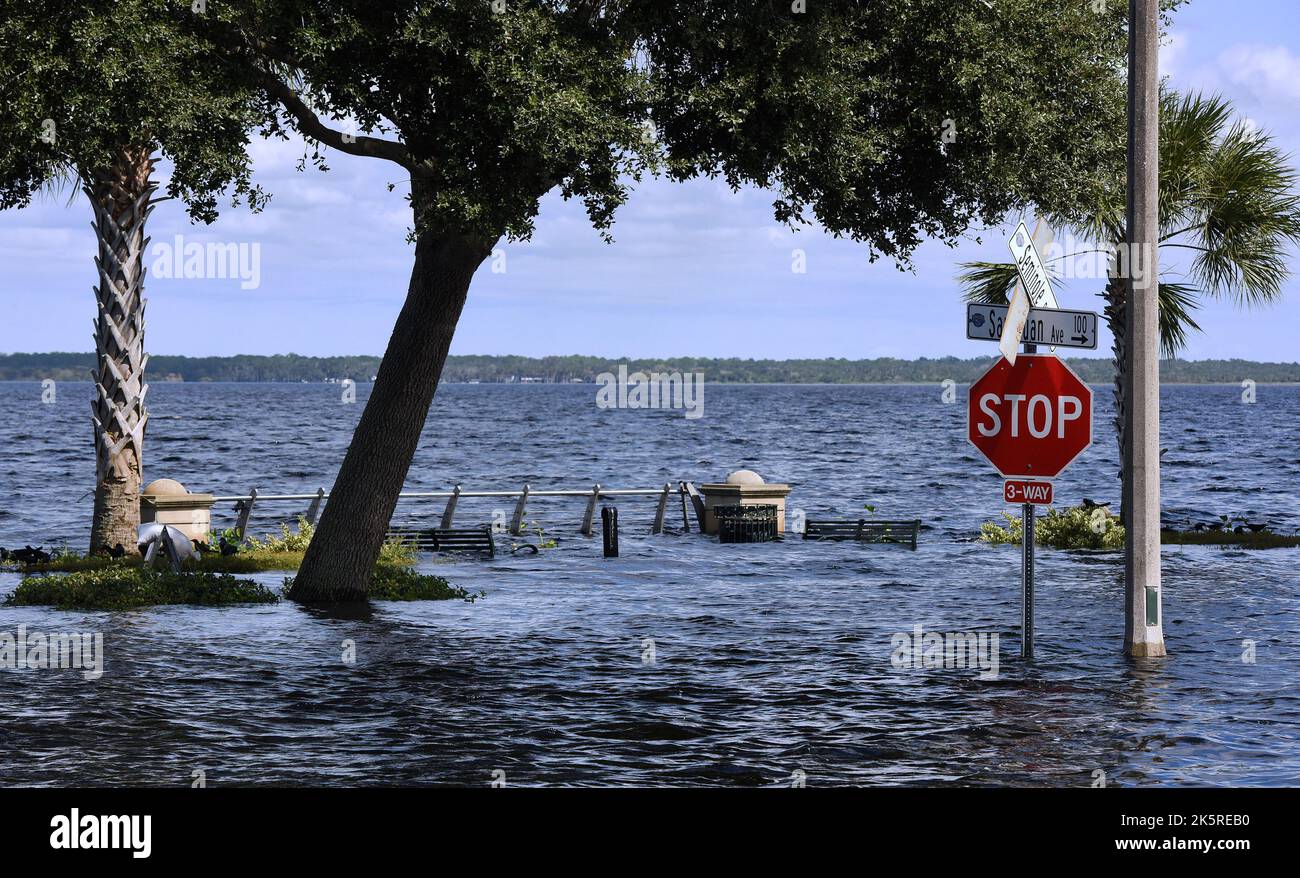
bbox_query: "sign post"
[967,352,1093,660]
[1020,343,1037,660]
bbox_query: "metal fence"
[213,482,703,539]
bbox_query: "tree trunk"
[86,145,157,555]
[1103,268,1128,523]
[289,209,495,602]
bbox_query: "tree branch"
[258,71,416,172]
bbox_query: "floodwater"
[1,381,1297,786]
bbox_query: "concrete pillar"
[1124,0,1166,657]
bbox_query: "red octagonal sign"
[967,354,1093,479]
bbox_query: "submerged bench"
[388,525,496,557]
[803,519,921,549]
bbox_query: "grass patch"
[4,567,279,610]
[1161,529,1300,549]
[2,554,137,574]
[1,519,417,575]
[282,564,480,602]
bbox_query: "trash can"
[714,504,778,544]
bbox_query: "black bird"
[0,547,9,561]
[108,543,127,559]
[11,545,51,565]
[1081,498,1111,510]
[219,536,239,557]
[1247,523,1269,533]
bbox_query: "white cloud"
[1216,44,1300,105]
[1161,32,1188,76]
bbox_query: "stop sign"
[967,354,1093,479]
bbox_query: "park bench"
[387,525,496,557]
[803,518,921,549]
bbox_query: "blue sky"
[4,0,1300,361]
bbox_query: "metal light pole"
[1124,0,1166,657]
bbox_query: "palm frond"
[1187,118,1300,305]
[1157,281,1202,358]
[956,261,1019,305]
[34,160,82,209]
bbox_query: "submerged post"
[305,488,326,525]
[652,483,670,534]
[1124,0,1166,658]
[1022,501,1035,660]
[601,506,619,558]
[580,483,601,536]
[679,482,690,533]
[234,487,257,539]
[441,484,461,529]
[510,484,530,536]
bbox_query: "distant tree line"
[3,352,1298,384]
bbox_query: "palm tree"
[959,91,1300,508]
[32,150,157,553]
[1,1,266,554]
[84,145,158,553]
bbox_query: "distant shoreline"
[3,352,1298,385]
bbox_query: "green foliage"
[979,512,1024,546]
[224,0,1145,256]
[5,567,278,610]
[2,553,132,573]
[0,0,268,219]
[244,518,316,553]
[4,522,417,575]
[282,564,478,602]
[981,505,1125,550]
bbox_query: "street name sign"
[1000,220,1058,364]
[1004,479,1053,505]
[967,354,1093,479]
[967,303,1099,350]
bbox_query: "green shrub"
[377,535,418,566]
[282,564,479,602]
[980,504,1125,550]
[245,518,316,553]
[5,567,279,610]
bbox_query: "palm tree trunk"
[289,192,495,602]
[85,145,156,554]
[1103,268,1128,524]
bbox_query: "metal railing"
[213,482,703,539]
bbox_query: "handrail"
[213,483,700,538]
[211,488,684,502]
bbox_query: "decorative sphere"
[725,469,765,486]
[142,478,188,496]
